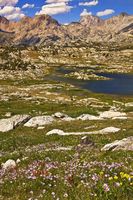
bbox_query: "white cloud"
[80,9,92,17]
[36,2,73,15]
[5,12,25,20]
[22,3,35,9]
[96,9,115,17]
[0,0,18,7]
[46,0,70,3]
[79,0,98,7]
[63,23,69,25]
[0,5,25,20]
[0,6,17,15]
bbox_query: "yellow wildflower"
[114,176,118,180]
[123,174,130,179]
[120,172,130,179]
[100,171,104,176]
[120,172,124,177]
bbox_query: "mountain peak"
[0,16,9,32]
[80,15,103,26]
[119,12,129,17]
[0,13,132,46]
[34,14,60,26]
[0,16,9,24]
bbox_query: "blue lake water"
[45,67,133,96]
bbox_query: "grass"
[0,76,133,200]
[0,98,99,118]
[0,116,133,200]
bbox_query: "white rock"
[99,110,126,119]
[0,115,30,132]
[37,126,45,130]
[53,112,74,121]
[5,112,12,117]
[2,159,16,171]
[16,159,21,164]
[46,129,65,136]
[101,136,133,151]
[46,127,120,136]
[77,114,102,121]
[61,116,75,122]
[24,116,54,127]
[0,121,13,133]
[46,146,72,151]
[99,127,120,134]
[125,102,133,107]
[112,116,127,120]
[52,112,68,118]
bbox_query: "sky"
[0,0,133,24]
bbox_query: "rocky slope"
[0,13,133,46]
[0,15,70,45]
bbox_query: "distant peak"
[20,16,32,23]
[34,14,60,25]
[22,16,32,20]
[80,14,103,26]
[35,14,53,20]
[0,16,9,24]
[119,12,129,17]
[0,16,9,21]
[80,14,95,19]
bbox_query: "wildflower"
[115,182,120,187]
[120,172,130,179]
[42,189,46,194]
[103,183,110,192]
[92,174,99,182]
[52,192,56,196]
[114,176,118,180]
[64,193,68,198]
[100,171,104,176]
[124,174,130,179]
[109,177,113,181]
[120,172,124,177]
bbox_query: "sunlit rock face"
[0,13,133,45]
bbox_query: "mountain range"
[0,13,133,46]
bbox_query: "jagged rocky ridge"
[0,13,133,46]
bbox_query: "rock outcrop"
[0,115,30,132]
[46,127,120,136]
[24,115,55,127]
[101,137,133,151]
[77,114,102,121]
[52,112,74,121]
[99,110,127,119]
[1,159,16,171]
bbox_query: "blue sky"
[0,0,133,23]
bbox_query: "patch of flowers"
[0,159,133,199]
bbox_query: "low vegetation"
[0,41,133,199]
[0,74,133,200]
